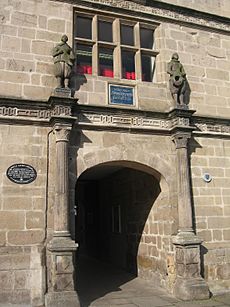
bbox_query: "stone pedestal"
[45,121,80,307]
[173,233,210,300]
[172,132,210,300]
[45,236,79,307]
[53,87,71,98]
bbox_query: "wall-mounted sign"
[109,84,135,106]
[7,164,37,184]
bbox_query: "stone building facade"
[0,0,230,306]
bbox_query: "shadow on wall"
[70,72,87,97]
[188,138,209,282]
[188,137,203,233]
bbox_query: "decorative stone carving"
[52,35,75,90]
[81,0,230,33]
[167,53,189,108]
[54,125,72,143]
[78,112,170,131]
[173,132,190,149]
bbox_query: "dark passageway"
[75,163,161,306]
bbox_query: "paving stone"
[174,298,226,307]
[132,296,173,306]
[213,294,230,305]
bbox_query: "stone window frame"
[73,8,159,82]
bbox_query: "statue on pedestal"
[167,53,189,107]
[52,35,75,89]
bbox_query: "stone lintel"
[174,277,210,300]
[45,291,80,307]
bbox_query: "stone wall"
[72,129,178,289]
[1,0,230,116]
[0,0,72,100]
[156,0,230,18]
[0,124,49,305]
[0,0,230,303]
[190,136,230,293]
[156,23,230,117]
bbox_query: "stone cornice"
[0,97,230,137]
[0,96,76,126]
[54,0,230,34]
[192,115,230,136]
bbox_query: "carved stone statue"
[52,35,75,89]
[167,53,188,106]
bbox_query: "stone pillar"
[45,122,80,307]
[172,132,210,300]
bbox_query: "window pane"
[76,44,92,74]
[99,48,113,77]
[122,50,135,79]
[76,16,92,39]
[141,54,155,82]
[140,28,154,49]
[98,21,113,42]
[121,25,134,46]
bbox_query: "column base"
[172,231,210,300]
[174,277,210,300]
[46,235,79,306]
[47,233,77,252]
[45,291,80,307]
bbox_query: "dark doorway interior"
[75,163,161,305]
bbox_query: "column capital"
[53,124,72,142]
[172,132,191,149]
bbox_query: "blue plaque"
[109,85,135,106]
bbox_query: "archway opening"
[75,161,164,304]
[76,163,161,273]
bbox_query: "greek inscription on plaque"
[109,84,135,106]
[7,164,37,184]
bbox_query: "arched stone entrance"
[46,124,210,306]
[74,159,177,296]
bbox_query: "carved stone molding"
[0,105,72,121]
[171,117,190,128]
[53,124,72,142]
[172,132,191,149]
[195,122,230,135]
[1,97,230,138]
[78,112,170,130]
[78,0,230,33]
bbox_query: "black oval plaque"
[7,164,37,184]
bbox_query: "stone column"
[45,123,80,307]
[172,132,210,300]
[173,132,193,234]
